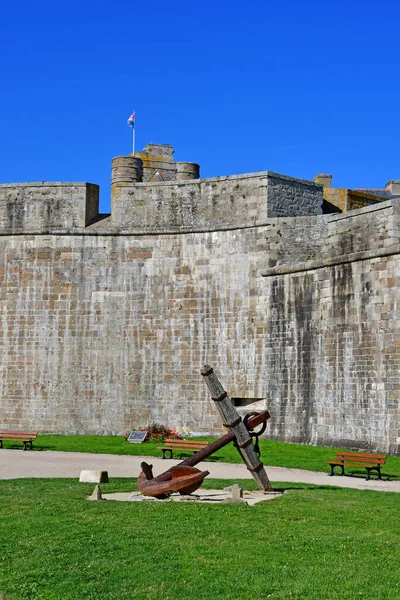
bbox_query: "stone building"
[1,143,400,454]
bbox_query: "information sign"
[127,431,147,443]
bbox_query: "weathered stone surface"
[79,471,109,483]
[224,484,244,499]
[109,489,281,505]
[111,170,322,233]
[1,146,400,454]
[0,183,99,232]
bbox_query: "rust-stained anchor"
[138,365,272,497]
[138,463,210,499]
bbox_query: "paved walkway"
[1,450,399,493]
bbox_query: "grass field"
[3,434,400,479]
[0,478,399,599]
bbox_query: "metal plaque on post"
[127,431,148,443]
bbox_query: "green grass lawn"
[4,434,400,479]
[0,478,399,599]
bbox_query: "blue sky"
[1,0,399,213]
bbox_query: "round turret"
[111,156,143,185]
[176,162,200,181]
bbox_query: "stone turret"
[111,143,199,191]
[111,156,143,186]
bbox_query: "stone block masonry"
[1,144,400,455]
[111,171,322,233]
[0,183,99,232]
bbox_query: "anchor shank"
[200,365,272,491]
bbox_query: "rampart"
[111,171,322,233]
[1,144,399,454]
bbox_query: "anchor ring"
[243,412,267,437]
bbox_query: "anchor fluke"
[138,463,209,498]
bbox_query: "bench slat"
[337,452,386,459]
[328,462,383,468]
[0,433,37,438]
[164,438,208,444]
[335,453,385,461]
[162,442,208,447]
[0,431,37,436]
[163,444,205,450]
[162,441,208,448]
[332,457,386,465]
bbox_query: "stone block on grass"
[79,470,109,483]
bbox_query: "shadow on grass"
[327,470,398,482]
[271,482,349,492]
[1,445,49,452]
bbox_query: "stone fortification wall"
[0,183,99,232]
[111,171,322,232]
[263,199,396,270]
[1,169,400,454]
[0,227,272,435]
[261,200,400,455]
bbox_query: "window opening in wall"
[232,398,266,408]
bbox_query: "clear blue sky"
[1,0,399,213]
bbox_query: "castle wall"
[111,171,322,232]
[0,228,270,435]
[0,193,400,453]
[0,183,99,232]
[261,201,400,454]
[1,169,400,454]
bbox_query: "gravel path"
[1,450,399,493]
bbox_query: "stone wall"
[0,183,99,232]
[261,201,400,454]
[111,171,322,233]
[1,171,400,454]
[0,228,271,435]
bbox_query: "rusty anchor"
[138,365,272,498]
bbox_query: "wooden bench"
[0,431,38,451]
[159,438,209,459]
[326,451,386,481]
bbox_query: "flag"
[127,112,135,129]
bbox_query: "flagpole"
[127,111,136,155]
